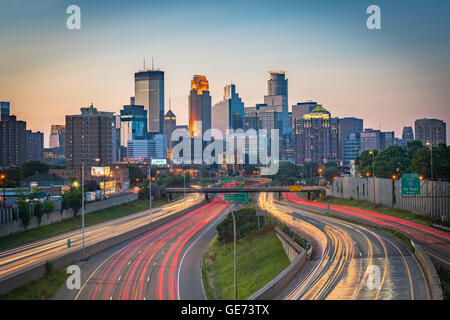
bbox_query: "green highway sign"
[222,177,244,183]
[401,173,421,196]
[225,193,249,203]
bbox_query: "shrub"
[17,200,31,229]
[44,200,54,214]
[34,201,44,225]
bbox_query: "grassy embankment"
[202,205,290,299]
[0,199,168,252]
[0,262,67,300]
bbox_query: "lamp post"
[1,172,6,209]
[149,157,152,223]
[183,170,186,198]
[81,160,85,256]
[426,141,433,179]
[215,195,238,300]
[369,150,376,206]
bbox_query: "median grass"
[0,199,167,252]
[202,224,290,300]
[0,264,69,300]
[309,194,436,227]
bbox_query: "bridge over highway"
[165,186,327,201]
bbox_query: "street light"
[148,157,152,223]
[425,141,433,179]
[0,173,6,209]
[215,195,238,300]
[369,150,376,206]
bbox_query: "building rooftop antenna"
[152,57,154,70]
[169,88,171,110]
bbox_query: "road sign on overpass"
[225,193,249,202]
[289,185,302,191]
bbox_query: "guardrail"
[279,199,444,300]
[248,227,311,300]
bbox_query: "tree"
[373,146,410,178]
[62,187,82,216]
[406,140,423,158]
[324,167,339,182]
[355,150,379,177]
[44,200,54,214]
[16,199,31,229]
[19,161,49,179]
[410,144,450,178]
[34,200,44,225]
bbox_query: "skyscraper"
[66,104,115,170]
[380,131,395,150]
[135,69,164,134]
[292,101,318,125]
[49,125,66,157]
[343,133,361,164]
[119,101,148,147]
[402,126,414,143]
[188,75,211,138]
[414,118,446,146]
[26,130,44,161]
[264,71,289,135]
[164,109,176,148]
[360,129,382,152]
[294,105,338,164]
[0,115,27,166]
[338,117,363,161]
[211,84,245,136]
[0,102,10,121]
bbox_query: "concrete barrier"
[248,227,310,300]
[279,199,444,300]
[412,243,444,300]
[0,199,207,294]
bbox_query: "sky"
[1,0,449,147]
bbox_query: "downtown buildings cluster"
[1,67,448,184]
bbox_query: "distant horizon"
[1,0,449,147]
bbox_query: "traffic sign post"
[401,173,421,196]
[256,210,268,231]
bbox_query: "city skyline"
[1,0,450,146]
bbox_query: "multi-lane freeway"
[0,193,203,282]
[259,192,433,300]
[55,179,267,300]
[284,192,450,270]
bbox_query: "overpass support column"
[308,191,311,200]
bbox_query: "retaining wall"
[248,227,310,300]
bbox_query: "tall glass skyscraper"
[189,75,211,138]
[1,101,10,121]
[264,71,289,135]
[120,103,148,147]
[211,84,245,136]
[135,69,164,134]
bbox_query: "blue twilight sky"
[0,0,449,146]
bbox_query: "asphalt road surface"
[259,192,432,300]
[285,192,450,271]
[0,193,203,282]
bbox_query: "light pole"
[1,172,6,209]
[149,157,152,223]
[426,141,433,179]
[215,195,238,300]
[369,150,376,206]
[81,160,85,256]
[183,170,186,198]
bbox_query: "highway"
[259,192,432,300]
[56,179,267,300]
[0,193,203,283]
[285,192,450,270]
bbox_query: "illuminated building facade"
[294,105,338,164]
[211,84,245,136]
[188,75,211,138]
[135,69,164,134]
[264,71,289,135]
